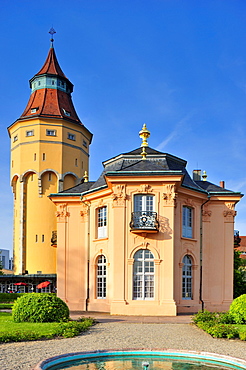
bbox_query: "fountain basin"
[33,349,246,370]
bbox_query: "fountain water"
[33,349,246,370]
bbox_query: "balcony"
[130,211,159,233]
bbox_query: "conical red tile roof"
[36,46,66,78]
[18,45,82,124]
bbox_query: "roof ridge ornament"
[202,170,207,181]
[83,171,89,182]
[139,123,150,160]
[49,27,56,48]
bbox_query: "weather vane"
[49,27,56,45]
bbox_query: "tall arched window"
[182,255,192,299]
[133,249,155,300]
[97,255,107,299]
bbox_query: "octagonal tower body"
[8,43,92,274]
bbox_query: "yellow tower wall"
[8,116,91,274]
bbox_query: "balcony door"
[134,194,154,212]
[131,194,157,231]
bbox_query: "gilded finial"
[139,123,150,147]
[49,27,56,47]
[202,170,207,181]
[83,171,88,182]
[141,147,147,160]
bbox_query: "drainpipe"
[81,195,90,311]
[200,195,210,312]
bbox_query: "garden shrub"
[206,324,239,339]
[56,320,93,338]
[229,294,246,324]
[192,310,216,324]
[239,331,246,341]
[216,311,234,324]
[12,293,69,323]
[192,310,240,339]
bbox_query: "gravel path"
[0,323,246,370]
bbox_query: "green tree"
[0,250,3,275]
[234,250,246,298]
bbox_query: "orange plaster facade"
[51,147,242,316]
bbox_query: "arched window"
[133,249,155,300]
[182,255,192,299]
[97,255,107,299]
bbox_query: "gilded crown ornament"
[139,123,150,147]
[139,124,150,160]
[83,171,89,182]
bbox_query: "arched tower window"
[133,249,155,300]
[182,255,193,299]
[97,255,107,299]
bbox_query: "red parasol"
[37,281,51,289]
[14,282,28,286]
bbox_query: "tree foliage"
[230,294,246,324]
[0,252,3,275]
[234,250,246,298]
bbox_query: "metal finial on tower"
[139,124,150,160]
[202,170,207,181]
[139,123,150,147]
[83,171,89,182]
[49,27,56,47]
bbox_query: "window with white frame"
[132,194,156,229]
[97,255,107,298]
[97,206,107,238]
[182,255,192,299]
[134,194,154,212]
[182,206,193,238]
[133,249,155,300]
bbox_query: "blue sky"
[1,0,246,256]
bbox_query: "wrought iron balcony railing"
[130,211,159,232]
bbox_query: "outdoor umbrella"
[14,282,28,286]
[37,281,51,289]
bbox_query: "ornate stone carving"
[141,241,149,249]
[223,209,237,218]
[184,198,195,208]
[225,203,235,211]
[138,184,153,193]
[202,204,212,222]
[112,184,126,207]
[223,203,236,220]
[56,203,69,222]
[80,201,90,222]
[163,184,177,206]
[97,199,104,208]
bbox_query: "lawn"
[0,312,94,342]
